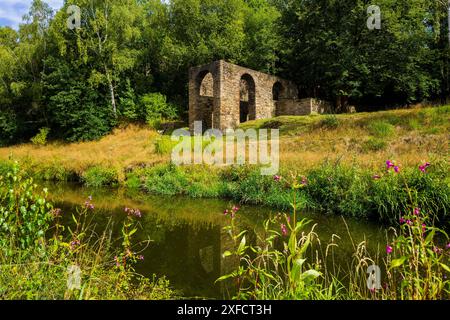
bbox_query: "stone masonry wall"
[189,60,301,131]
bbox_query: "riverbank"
[0,106,449,227]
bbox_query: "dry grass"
[0,124,168,179]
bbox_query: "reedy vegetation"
[218,176,450,300]
[0,163,174,299]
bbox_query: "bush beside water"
[0,163,174,299]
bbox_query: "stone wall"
[189,60,322,131]
[276,98,332,116]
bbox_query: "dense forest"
[0,0,449,145]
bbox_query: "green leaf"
[222,250,232,258]
[440,263,450,273]
[390,256,408,269]
[237,236,246,255]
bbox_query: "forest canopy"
[0,0,449,145]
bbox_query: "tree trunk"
[105,68,117,117]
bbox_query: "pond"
[49,183,388,299]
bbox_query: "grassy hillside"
[0,106,448,178]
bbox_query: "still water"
[49,183,387,299]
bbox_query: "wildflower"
[386,160,395,170]
[232,205,240,213]
[413,208,420,216]
[433,247,443,254]
[134,209,142,218]
[419,162,431,173]
[84,197,95,210]
[301,176,308,186]
[223,209,229,216]
[394,166,400,173]
[70,239,80,250]
[422,224,426,232]
[372,175,381,180]
[125,207,142,218]
[399,217,406,224]
[369,287,376,294]
[386,245,393,254]
[281,224,288,236]
[137,255,145,261]
[446,243,450,250]
[273,175,281,182]
[114,256,121,267]
[406,220,412,226]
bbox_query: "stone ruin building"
[189,60,329,131]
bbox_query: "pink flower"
[413,208,420,216]
[386,245,393,254]
[433,247,443,254]
[406,220,412,226]
[394,166,400,173]
[372,175,381,180]
[114,256,121,267]
[399,217,406,224]
[273,175,281,182]
[386,160,395,170]
[446,243,450,250]
[223,209,229,216]
[281,224,288,236]
[419,162,431,173]
[125,207,142,218]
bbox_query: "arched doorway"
[195,71,215,130]
[240,74,256,123]
[272,81,283,116]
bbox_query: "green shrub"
[320,115,339,129]
[0,163,175,300]
[143,164,189,196]
[119,79,141,121]
[0,162,53,256]
[125,172,142,190]
[362,137,387,152]
[222,166,293,209]
[140,93,179,129]
[82,166,118,187]
[154,136,178,155]
[367,120,395,138]
[30,127,50,146]
[0,108,18,146]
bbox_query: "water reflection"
[50,183,387,299]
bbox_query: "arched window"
[240,74,256,123]
[199,72,214,97]
[272,82,283,101]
